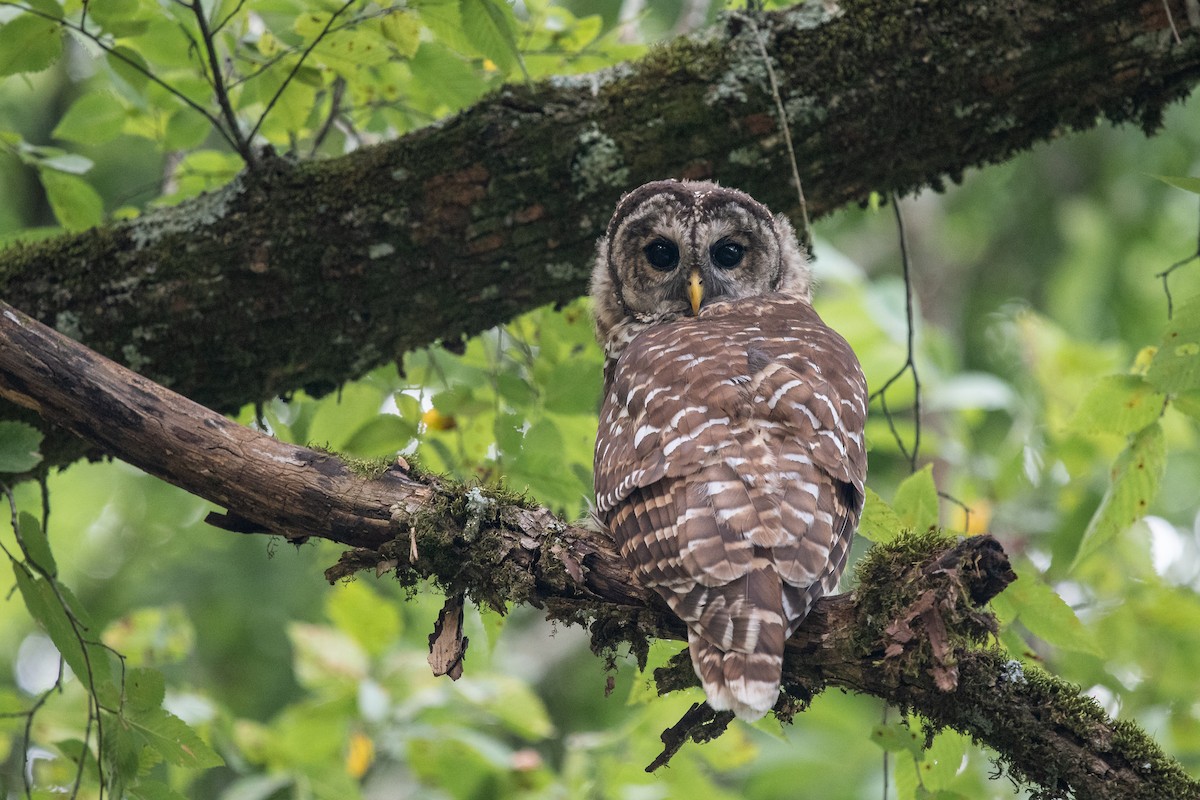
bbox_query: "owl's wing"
[594,296,867,668]
[595,295,867,528]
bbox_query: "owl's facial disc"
[592,180,815,350]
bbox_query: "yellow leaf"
[951,498,991,536]
[422,408,457,430]
[346,731,374,778]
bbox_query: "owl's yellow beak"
[687,268,704,315]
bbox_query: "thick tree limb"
[3,0,1200,468]
[2,300,1198,799]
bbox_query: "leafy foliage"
[1,0,1200,797]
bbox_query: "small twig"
[308,77,346,157]
[21,673,61,800]
[211,0,247,35]
[226,5,398,90]
[1,3,240,154]
[869,193,922,472]
[937,490,975,534]
[1157,253,1199,320]
[1155,198,1200,319]
[189,0,254,163]
[247,0,358,144]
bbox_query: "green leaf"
[380,10,421,58]
[869,721,923,757]
[990,577,1102,656]
[106,45,151,94]
[542,360,601,414]
[858,487,903,543]
[1171,389,1200,422]
[461,676,555,741]
[920,730,973,792]
[0,420,43,473]
[1147,295,1200,393]
[493,411,524,455]
[128,780,190,800]
[23,0,64,18]
[507,418,585,510]
[55,737,100,774]
[1071,374,1165,436]
[287,622,367,687]
[408,41,488,110]
[102,711,141,799]
[102,605,196,666]
[126,668,166,712]
[0,14,64,76]
[495,371,534,407]
[325,581,402,657]
[293,11,389,75]
[40,153,93,174]
[12,564,116,701]
[341,415,417,458]
[18,511,56,575]
[125,705,224,768]
[39,169,104,230]
[130,18,200,69]
[53,92,126,144]
[164,108,212,150]
[892,464,939,531]
[412,0,474,55]
[1072,422,1165,570]
[460,0,527,79]
[88,0,150,36]
[1152,174,1200,194]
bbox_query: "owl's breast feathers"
[593,293,867,720]
[595,294,867,517]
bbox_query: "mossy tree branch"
[3,0,1200,467]
[2,301,1197,799]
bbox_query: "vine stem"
[746,12,812,255]
[869,193,922,472]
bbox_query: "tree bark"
[2,299,1198,800]
[2,0,1199,467]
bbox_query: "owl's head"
[590,179,811,341]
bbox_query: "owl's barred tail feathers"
[687,635,782,722]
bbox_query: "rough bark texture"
[2,0,1199,467]
[2,300,1198,800]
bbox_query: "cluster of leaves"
[0,489,223,799]
[0,0,639,238]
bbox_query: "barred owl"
[591,180,868,721]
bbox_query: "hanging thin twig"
[869,194,922,472]
[1155,196,1200,319]
[1162,0,1184,45]
[746,12,812,254]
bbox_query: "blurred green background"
[2,1,1200,797]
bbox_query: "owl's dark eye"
[644,239,679,271]
[711,241,745,269]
